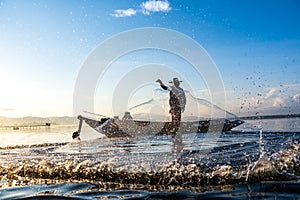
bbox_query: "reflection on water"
[1,181,300,199]
[0,125,101,147]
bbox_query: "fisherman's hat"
[169,77,182,83]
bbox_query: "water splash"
[259,129,264,159]
[1,131,300,190]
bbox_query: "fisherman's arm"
[156,79,168,90]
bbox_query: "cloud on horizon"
[111,0,171,18]
[265,88,276,99]
[243,84,300,115]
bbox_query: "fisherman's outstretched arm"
[156,79,168,90]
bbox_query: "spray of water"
[259,129,264,159]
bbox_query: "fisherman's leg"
[171,109,181,134]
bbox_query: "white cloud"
[273,97,285,107]
[111,0,171,17]
[232,84,300,116]
[111,8,137,18]
[265,88,276,99]
[141,0,171,15]
[293,93,300,101]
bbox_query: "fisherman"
[156,78,186,133]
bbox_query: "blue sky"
[0,0,299,117]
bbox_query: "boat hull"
[74,116,244,138]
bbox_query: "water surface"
[0,118,299,199]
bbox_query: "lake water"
[0,118,300,199]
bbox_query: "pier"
[0,123,51,130]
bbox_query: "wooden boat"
[72,114,244,139]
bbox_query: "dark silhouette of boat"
[72,114,244,139]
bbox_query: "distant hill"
[1,113,298,126]
[0,116,77,126]
[239,114,300,120]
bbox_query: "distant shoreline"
[0,114,299,123]
[240,114,300,120]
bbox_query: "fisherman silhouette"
[156,78,186,133]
